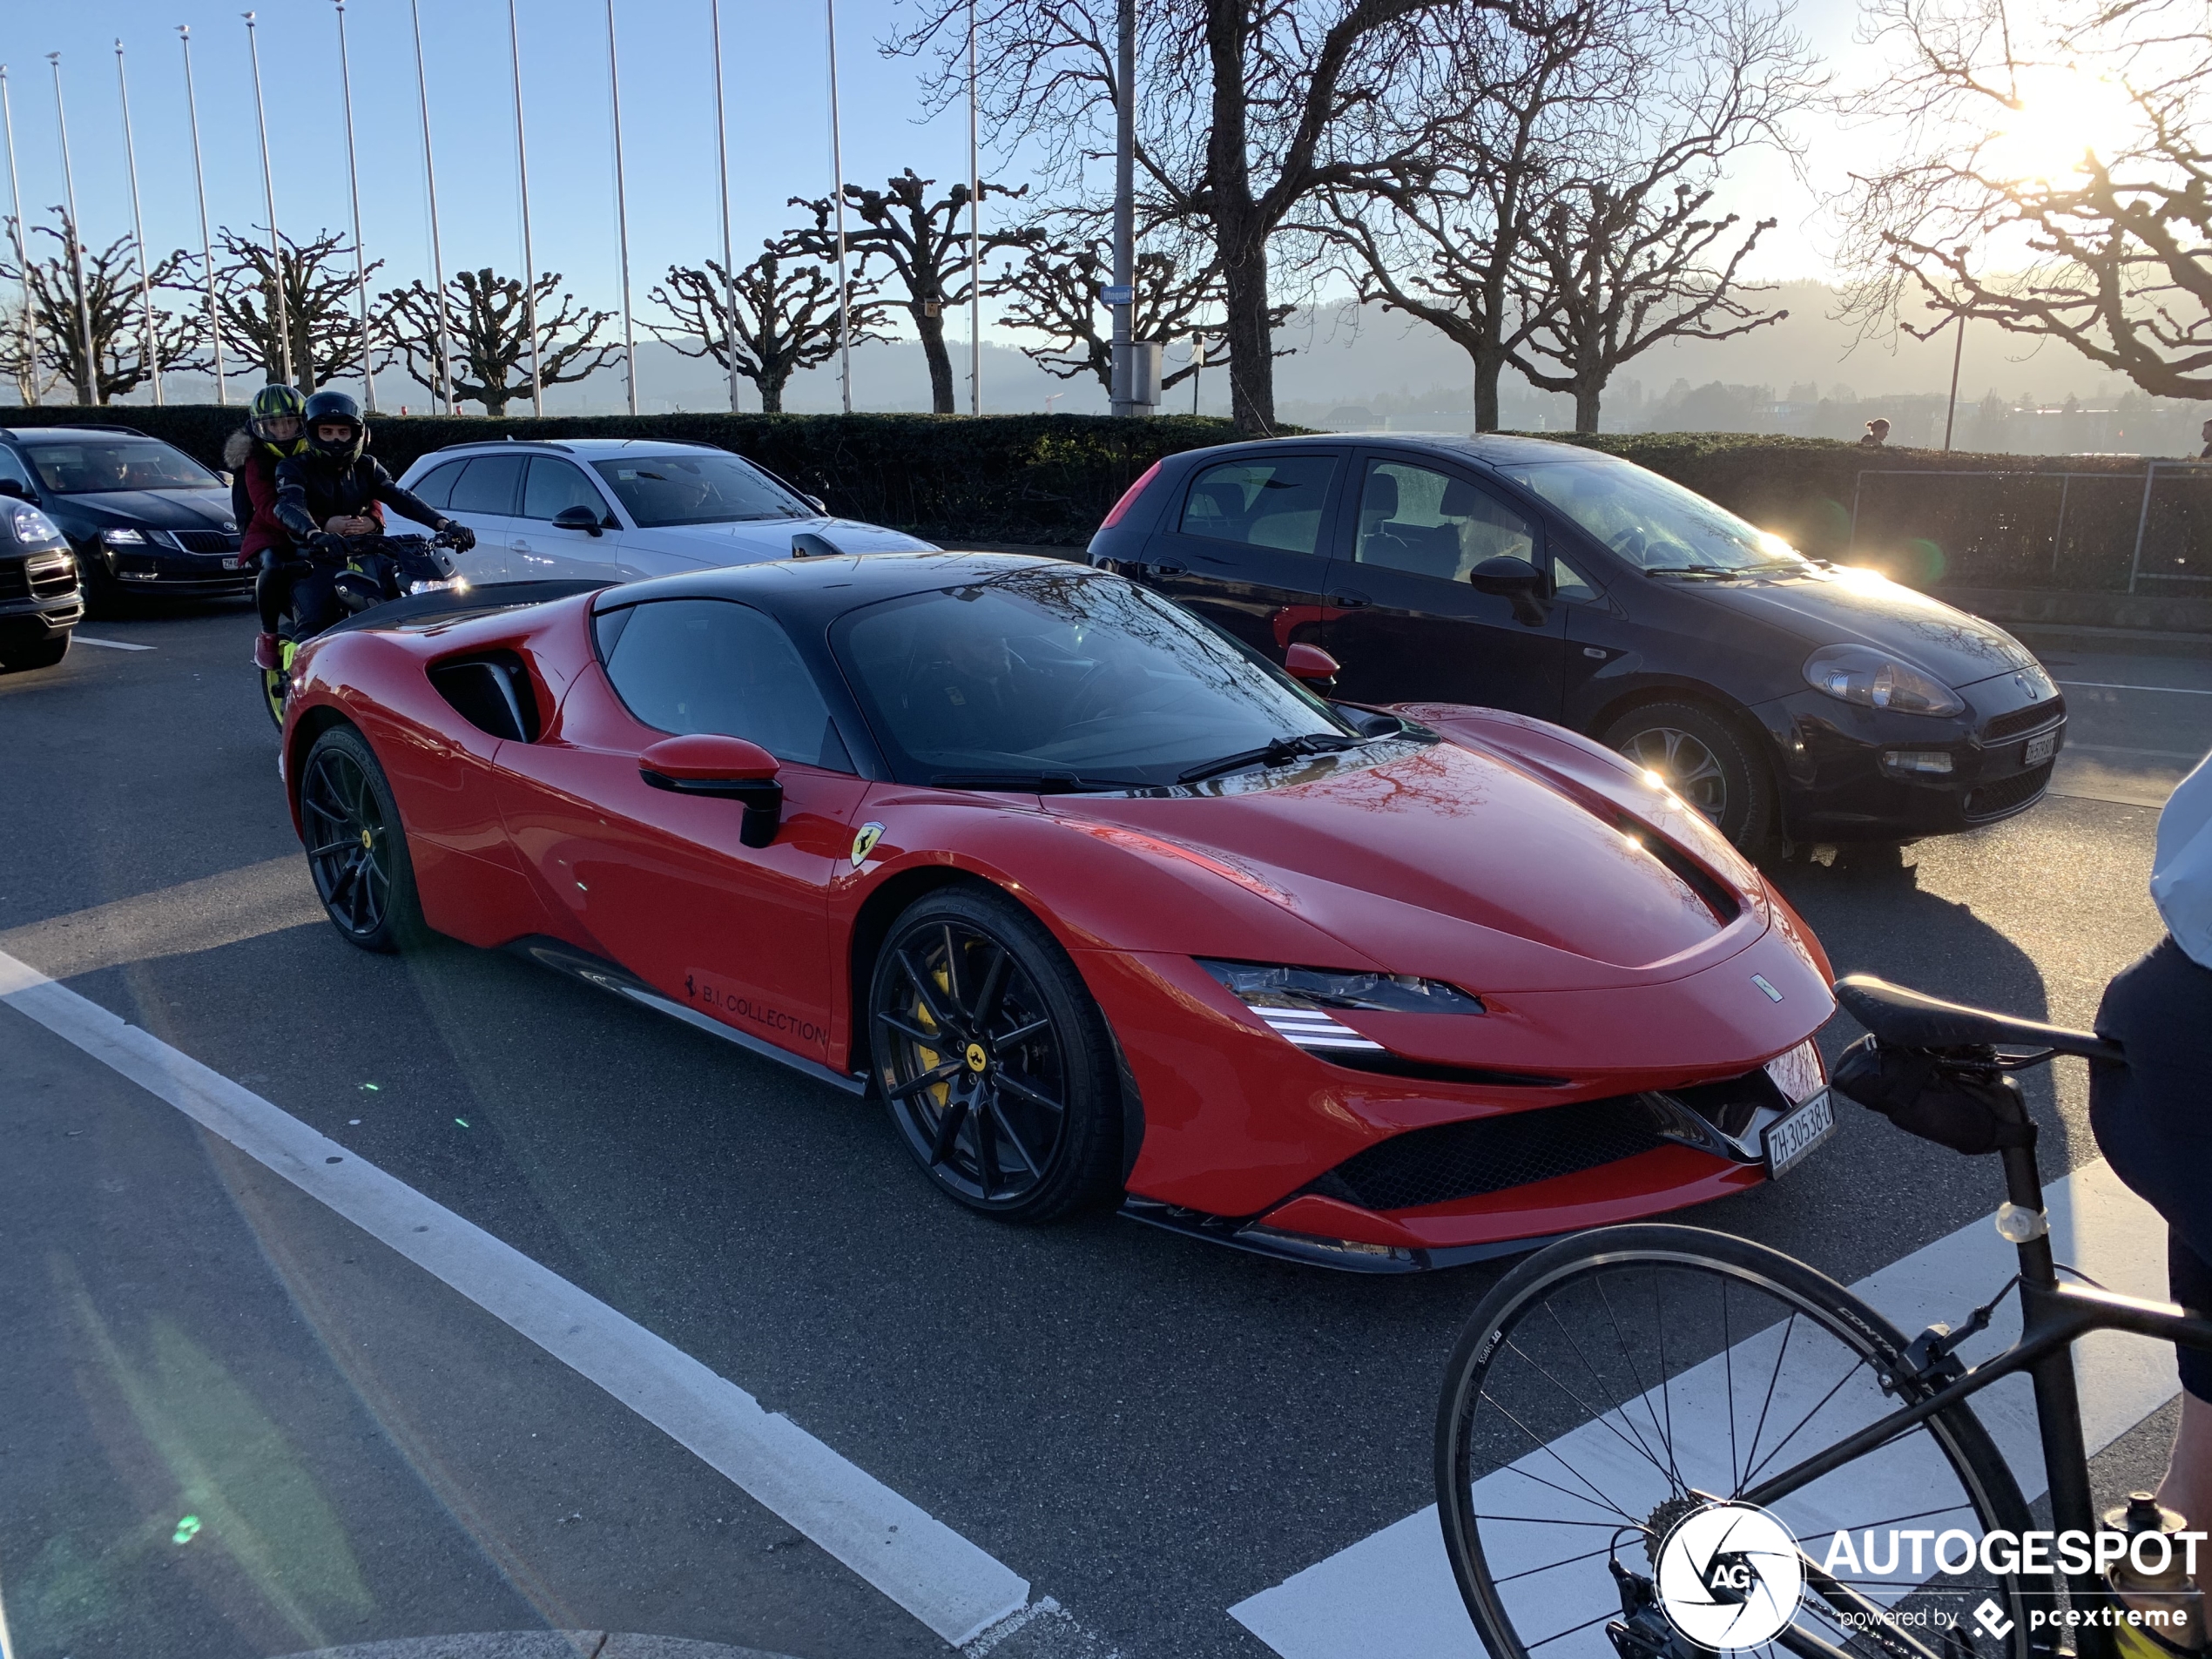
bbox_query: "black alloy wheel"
[869,887,1123,1222]
[299,725,428,953]
[1602,699,1775,853]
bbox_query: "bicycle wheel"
[1437,1224,2038,1659]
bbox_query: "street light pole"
[408,0,454,413]
[243,14,292,389]
[1108,0,1136,418]
[826,0,853,415]
[605,0,637,416]
[46,54,95,405]
[507,0,541,415]
[709,0,739,413]
[178,28,223,405]
[1943,309,1966,452]
[335,1,376,410]
[115,41,161,407]
[1,66,37,407]
[968,0,981,417]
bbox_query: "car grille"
[1966,761,2054,820]
[26,551,75,598]
[166,529,241,554]
[1983,698,2064,743]
[1303,1095,1672,1212]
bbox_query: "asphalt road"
[2,604,2205,1659]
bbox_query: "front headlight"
[10,505,62,546]
[1802,645,1964,718]
[1199,960,1483,1015]
[99,526,147,546]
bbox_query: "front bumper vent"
[1305,1095,1671,1211]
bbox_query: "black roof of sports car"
[591,549,1080,628]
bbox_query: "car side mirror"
[1285,642,1342,688]
[1468,555,1548,625]
[791,530,844,558]
[552,503,603,537]
[638,733,784,847]
[805,494,826,515]
[0,478,29,501]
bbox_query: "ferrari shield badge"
[850,822,886,868]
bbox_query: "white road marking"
[1229,1160,2174,1659]
[71,635,156,651]
[2057,680,2212,697]
[0,947,1032,1650]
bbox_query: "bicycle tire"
[1437,1223,2039,1659]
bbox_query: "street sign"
[1100,284,1136,306]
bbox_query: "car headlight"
[1201,961,1483,1056]
[10,505,62,546]
[1802,644,1964,718]
[99,527,147,546]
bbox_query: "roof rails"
[484,435,574,453]
[8,422,147,437]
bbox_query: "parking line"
[71,636,156,651]
[2057,679,2212,696]
[1228,1160,2173,1659]
[0,947,1033,1650]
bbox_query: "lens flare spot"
[172,1514,200,1545]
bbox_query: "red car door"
[493,597,867,1062]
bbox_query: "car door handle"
[1149,559,1187,577]
[1325,588,1371,608]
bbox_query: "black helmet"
[247,382,307,454]
[302,389,367,464]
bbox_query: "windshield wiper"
[928,771,1150,793]
[1644,560,1800,579]
[1175,732,1364,785]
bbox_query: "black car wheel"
[299,725,428,953]
[0,631,68,671]
[1602,699,1775,851]
[869,887,1123,1222]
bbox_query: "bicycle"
[259,529,469,728]
[1436,974,2212,1659]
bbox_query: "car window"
[21,436,219,495]
[521,458,605,522]
[1353,460,1537,582]
[448,455,525,516]
[1553,551,1597,601]
[590,453,809,527]
[0,446,34,494]
[409,459,469,510]
[600,598,851,771]
[1177,455,1337,556]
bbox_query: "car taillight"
[1099,460,1161,530]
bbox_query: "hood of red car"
[1049,738,1764,992]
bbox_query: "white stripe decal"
[0,948,1030,1649]
[1228,1160,2174,1659]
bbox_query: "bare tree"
[378,268,620,416]
[206,226,380,395]
[648,241,890,413]
[1836,0,2212,397]
[786,174,1036,414]
[0,211,199,405]
[894,0,1511,435]
[0,299,65,405]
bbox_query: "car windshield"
[833,566,1362,789]
[590,454,810,527]
[24,437,221,496]
[1497,456,1809,574]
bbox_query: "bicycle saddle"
[1835,974,2122,1061]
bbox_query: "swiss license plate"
[1763,1089,1835,1177]
[2024,731,2059,766]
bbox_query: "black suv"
[0,425,246,607]
[1089,434,2064,849]
[0,487,81,670]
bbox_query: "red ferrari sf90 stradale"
[280,551,1838,1271]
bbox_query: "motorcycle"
[260,529,469,728]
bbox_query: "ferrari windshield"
[833,567,1360,789]
[23,436,221,496]
[591,453,812,526]
[1496,455,1809,574]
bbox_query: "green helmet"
[247,383,307,454]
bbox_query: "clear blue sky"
[1,1,986,324]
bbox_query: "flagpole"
[968,0,980,417]
[178,28,223,405]
[709,0,739,413]
[115,40,162,406]
[826,0,852,414]
[507,0,541,416]
[47,54,95,404]
[335,1,375,410]
[243,14,292,388]
[604,0,637,415]
[0,66,37,406]
[408,0,454,413]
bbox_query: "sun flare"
[1983,65,2139,182]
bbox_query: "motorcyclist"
[271,389,475,639]
[226,383,320,671]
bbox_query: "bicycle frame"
[1742,1143,2212,1659]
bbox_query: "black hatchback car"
[0,425,246,607]
[1088,434,2064,849]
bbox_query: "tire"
[1602,699,1776,852]
[0,631,69,671]
[1436,1224,2038,1659]
[297,725,429,953]
[867,886,1123,1222]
